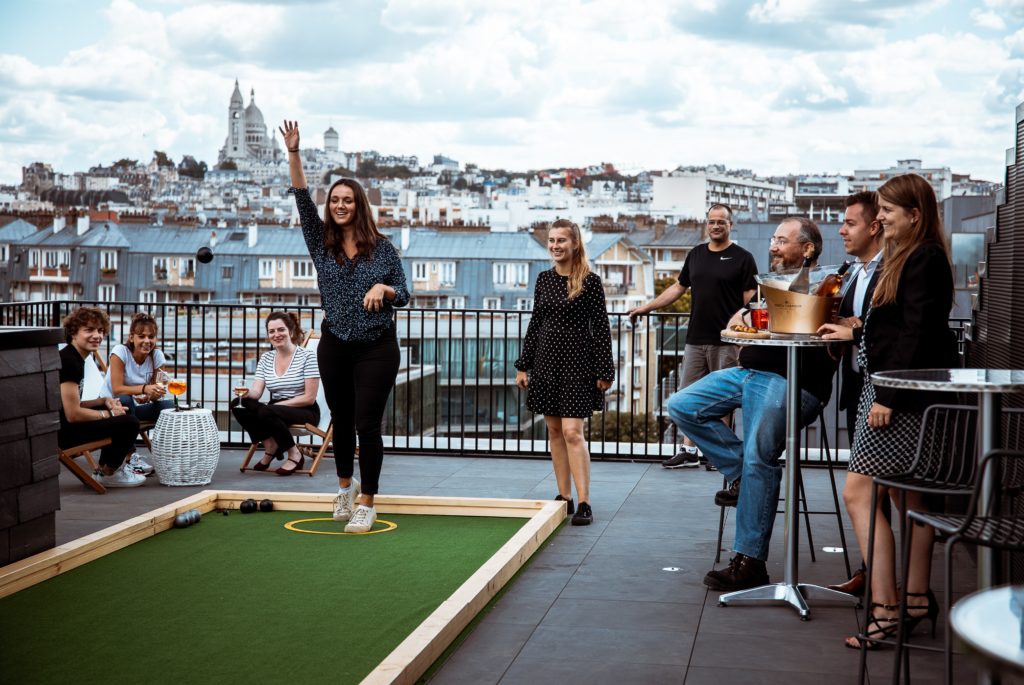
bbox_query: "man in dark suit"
[828,190,884,596]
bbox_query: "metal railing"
[0,299,970,461]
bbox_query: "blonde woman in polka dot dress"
[515,219,614,526]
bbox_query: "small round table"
[149,408,221,486]
[870,369,1024,590]
[951,585,1024,680]
[718,332,859,619]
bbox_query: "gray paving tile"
[501,657,686,685]
[684,666,861,685]
[542,596,700,632]
[559,554,711,604]
[688,628,864,675]
[483,593,556,626]
[516,624,695,667]
[430,621,536,685]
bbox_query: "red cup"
[750,306,769,331]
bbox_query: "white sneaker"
[332,478,361,521]
[344,505,376,533]
[127,452,155,476]
[95,462,145,488]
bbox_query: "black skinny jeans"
[231,398,320,459]
[58,414,141,469]
[319,323,399,495]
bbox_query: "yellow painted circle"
[284,517,398,536]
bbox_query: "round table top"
[870,369,1024,393]
[951,585,1024,673]
[721,332,832,348]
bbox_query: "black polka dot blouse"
[515,269,615,418]
[291,187,409,342]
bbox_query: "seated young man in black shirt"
[58,307,144,488]
[666,217,838,591]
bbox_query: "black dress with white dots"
[515,269,615,418]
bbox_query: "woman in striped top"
[232,311,320,475]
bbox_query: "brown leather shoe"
[703,553,769,591]
[275,455,304,476]
[828,567,866,597]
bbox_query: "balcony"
[1,298,984,683]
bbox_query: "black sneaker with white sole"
[662,447,700,469]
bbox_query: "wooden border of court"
[0,491,565,685]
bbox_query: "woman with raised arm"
[819,173,958,650]
[280,120,409,532]
[232,311,320,475]
[515,219,614,526]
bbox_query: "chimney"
[400,222,410,251]
[654,221,665,240]
[76,215,90,235]
[210,230,217,248]
[52,215,66,233]
[248,221,258,248]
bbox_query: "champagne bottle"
[788,257,813,294]
[813,261,852,297]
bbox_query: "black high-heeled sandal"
[845,602,900,650]
[275,454,304,476]
[904,589,938,638]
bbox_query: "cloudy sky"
[1,0,1022,185]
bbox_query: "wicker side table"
[150,408,221,486]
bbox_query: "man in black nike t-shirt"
[628,204,757,468]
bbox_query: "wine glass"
[167,376,188,411]
[233,377,249,402]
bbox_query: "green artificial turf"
[0,511,526,684]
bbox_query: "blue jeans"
[117,395,175,422]
[666,367,822,561]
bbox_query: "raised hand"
[279,120,300,152]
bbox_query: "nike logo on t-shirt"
[720,256,732,260]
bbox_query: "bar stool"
[714,411,851,578]
[902,448,1024,685]
[856,404,978,684]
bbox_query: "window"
[179,258,195,278]
[446,296,466,309]
[221,265,233,279]
[413,262,428,282]
[100,250,117,271]
[493,262,529,287]
[140,290,156,304]
[0,244,7,262]
[44,250,69,268]
[292,260,314,278]
[29,250,39,267]
[153,257,168,279]
[440,261,456,286]
[259,259,274,279]
[516,297,534,311]
[98,285,116,302]
[483,297,501,310]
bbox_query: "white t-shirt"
[256,346,319,401]
[102,344,166,398]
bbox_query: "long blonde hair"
[873,173,952,307]
[549,219,590,299]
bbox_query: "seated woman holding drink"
[232,312,320,476]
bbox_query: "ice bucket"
[756,268,842,334]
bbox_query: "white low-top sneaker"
[332,478,361,521]
[95,462,145,488]
[127,452,155,476]
[344,505,376,533]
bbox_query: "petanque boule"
[240,499,257,514]
[259,499,274,512]
[196,246,214,264]
[173,513,190,528]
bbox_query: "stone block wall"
[0,329,64,566]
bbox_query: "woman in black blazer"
[820,173,958,649]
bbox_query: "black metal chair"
[903,448,1024,685]
[860,405,1019,683]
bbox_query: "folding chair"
[58,439,113,494]
[239,330,341,477]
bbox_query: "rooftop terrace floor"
[54,450,981,684]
